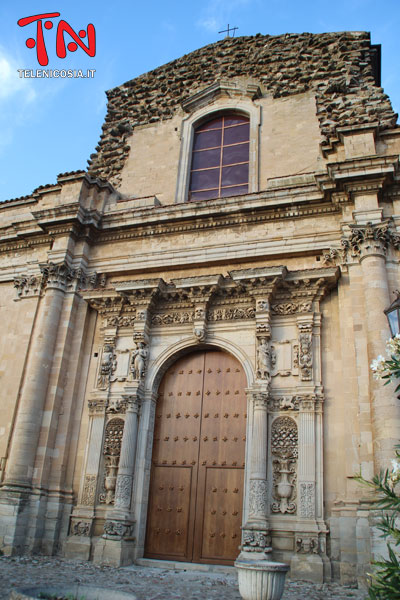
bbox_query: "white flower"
[390,459,400,486]
[386,334,400,357]
[370,355,387,379]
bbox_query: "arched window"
[188,114,250,201]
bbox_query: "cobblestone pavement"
[0,556,367,600]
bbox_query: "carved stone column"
[241,391,272,557]
[349,222,400,469]
[114,392,141,510]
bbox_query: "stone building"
[0,31,399,586]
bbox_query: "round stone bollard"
[235,557,289,600]
[9,585,137,600]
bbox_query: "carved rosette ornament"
[99,418,124,505]
[271,417,298,514]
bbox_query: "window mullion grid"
[218,116,225,198]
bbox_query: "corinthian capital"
[348,221,390,259]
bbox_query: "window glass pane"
[221,164,249,187]
[192,148,221,170]
[197,117,223,132]
[224,123,250,145]
[220,184,248,198]
[190,168,219,191]
[193,129,222,150]
[190,189,219,201]
[222,143,249,166]
[224,116,249,126]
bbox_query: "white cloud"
[0,48,36,103]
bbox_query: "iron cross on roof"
[218,24,238,37]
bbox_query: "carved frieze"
[152,311,193,325]
[271,417,298,514]
[271,301,313,314]
[207,306,255,321]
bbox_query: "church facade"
[0,31,400,586]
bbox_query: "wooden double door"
[145,350,247,564]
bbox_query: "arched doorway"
[144,349,247,565]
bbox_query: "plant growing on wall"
[356,334,400,599]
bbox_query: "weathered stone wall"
[88,31,397,188]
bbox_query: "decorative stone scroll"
[99,418,124,505]
[271,417,298,514]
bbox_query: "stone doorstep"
[134,557,236,575]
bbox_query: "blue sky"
[0,0,399,202]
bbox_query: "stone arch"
[146,335,255,395]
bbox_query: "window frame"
[175,98,261,204]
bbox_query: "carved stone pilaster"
[113,391,141,511]
[81,475,97,506]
